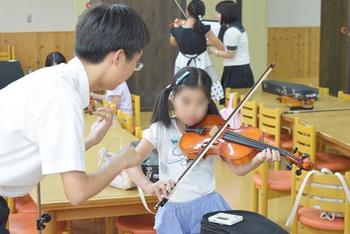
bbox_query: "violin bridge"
[209,126,219,137]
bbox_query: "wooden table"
[230,88,350,155]
[30,115,157,234]
[284,110,350,154]
[233,88,350,111]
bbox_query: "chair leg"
[7,198,16,213]
[318,141,326,153]
[251,181,258,212]
[273,161,280,171]
[258,188,268,217]
[291,219,298,234]
[259,162,269,217]
[62,221,73,234]
[105,217,114,234]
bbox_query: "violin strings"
[224,131,288,155]
[188,127,300,160]
[189,127,286,154]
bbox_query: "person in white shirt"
[91,82,133,115]
[0,4,149,233]
[210,1,254,105]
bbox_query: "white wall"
[267,0,321,27]
[0,0,78,32]
[243,0,268,78]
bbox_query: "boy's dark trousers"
[0,196,9,234]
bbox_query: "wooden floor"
[68,111,291,233]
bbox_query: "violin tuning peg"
[295,168,303,176]
[286,164,293,170]
[301,153,308,160]
[292,147,298,154]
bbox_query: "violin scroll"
[286,150,314,176]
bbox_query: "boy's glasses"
[135,62,144,71]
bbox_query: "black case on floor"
[201,210,288,234]
[262,80,319,100]
[131,141,159,183]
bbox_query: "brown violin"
[277,96,316,110]
[180,114,314,175]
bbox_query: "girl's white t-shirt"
[106,82,133,115]
[143,119,216,202]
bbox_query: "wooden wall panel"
[0,32,75,73]
[267,27,320,86]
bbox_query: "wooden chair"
[240,95,258,127]
[225,88,238,108]
[8,211,37,234]
[338,91,350,101]
[117,110,134,134]
[318,87,330,96]
[294,117,350,172]
[6,195,68,234]
[132,95,141,128]
[259,104,293,168]
[0,45,11,61]
[135,126,143,139]
[11,46,16,60]
[6,195,36,226]
[308,84,329,96]
[116,214,156,234]
[252,104,294,216]
[102,100,116,113]
[289,166,350,234]
[251,161,292,217]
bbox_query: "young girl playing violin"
[126,67,280,234]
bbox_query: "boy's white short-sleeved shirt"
[0,57,89,197]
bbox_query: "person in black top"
[169,0,225,101]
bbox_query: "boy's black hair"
[215,1,240,25]
[187,0,207,33]
[74,4,150,63]
[151,67,220,128]
[45,52,67,67]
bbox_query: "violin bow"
[173,0,187,18]
[154,64,276,210]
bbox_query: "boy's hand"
[88,107,113,145]
[255,149,281,163]
[144,179,176,200]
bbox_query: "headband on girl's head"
[165,71,191,90]
[175,71,190,85]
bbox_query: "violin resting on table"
[262,80,319,110]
